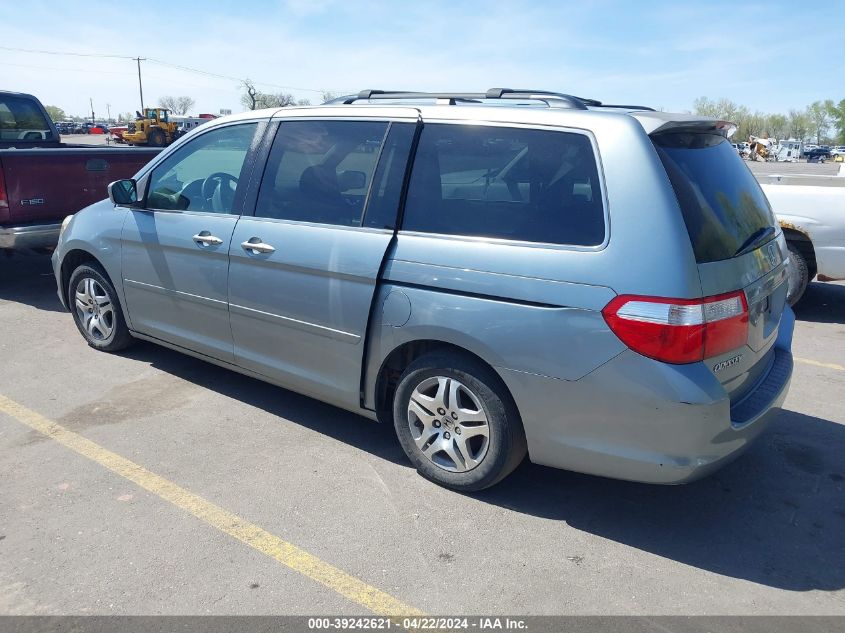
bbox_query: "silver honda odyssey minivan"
[53,89,793,491]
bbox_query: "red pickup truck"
[0,91,161,250]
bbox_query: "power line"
[145,58,338,94]
[0,45,347,95]
[0,61,240,92]
[1,61,133,76]
[0,45,134,59]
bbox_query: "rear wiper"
[733,226,775,258]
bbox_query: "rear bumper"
[499,310,794,484]
[0,223,61,249]
[815,244,845,282]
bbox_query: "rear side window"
[255,120,388,226]
[654,133,776,263]
[0,95,54,142]
[402,124,605,246]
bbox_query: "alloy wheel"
[74,277,115,341]
[407,376,490,472]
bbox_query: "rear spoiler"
[631,112,737,138]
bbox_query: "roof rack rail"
[332,89,589,109]
[325,89,656,112]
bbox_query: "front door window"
[145,123,258,214]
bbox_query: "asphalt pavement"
[0,251,843,616]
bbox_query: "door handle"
[241,238,276,254]
[193,232,223,246]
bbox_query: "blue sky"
[2,0,842,118]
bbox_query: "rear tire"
[68,263,134,352]
[785,241,810,306]
[393,352,527,491]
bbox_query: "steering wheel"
[201,172,239,212]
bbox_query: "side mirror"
[337,170,367,192]
[108,179,139,206]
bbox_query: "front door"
[227,118,417,407]
[121,122,260,362]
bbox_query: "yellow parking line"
[795,357,845,372]
[0,394,424,617]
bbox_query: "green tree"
[765,113,788,140]
[828,99,845,144]
[807,100,834,144]
[44,105,66,121]
[693,96,740,120]
[691,98,844,143]
[787,109,812,141]
[692,96,718,117]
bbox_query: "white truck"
[758,164,845,305]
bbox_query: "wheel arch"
[60,248,106,308]
[372,338,518,426]
[781,224,817,279]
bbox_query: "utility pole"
[90,97,94,123]
[135,57,146,113]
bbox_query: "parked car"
[804,147,831,162]
[758,165,845,304]
[831,146,845,157]
[0,90,162,250]
[52,89,793,491]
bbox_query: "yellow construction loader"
[123,108,181,147]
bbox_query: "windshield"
[653,133,776,263]
[0,94,54,142]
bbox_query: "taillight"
[0,166,8,209]
[602,291,749,364]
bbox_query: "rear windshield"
[654,133,775,263]
[0,95,54,142]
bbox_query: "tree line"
[44,95,197,123]
[47,87,843,144]
[240,80,336,110]
[693,97,845,144]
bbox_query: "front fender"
[53,199,129,314]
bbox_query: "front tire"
[393,352,527,491]
[148,129,166,147]
[68,263,134,352]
